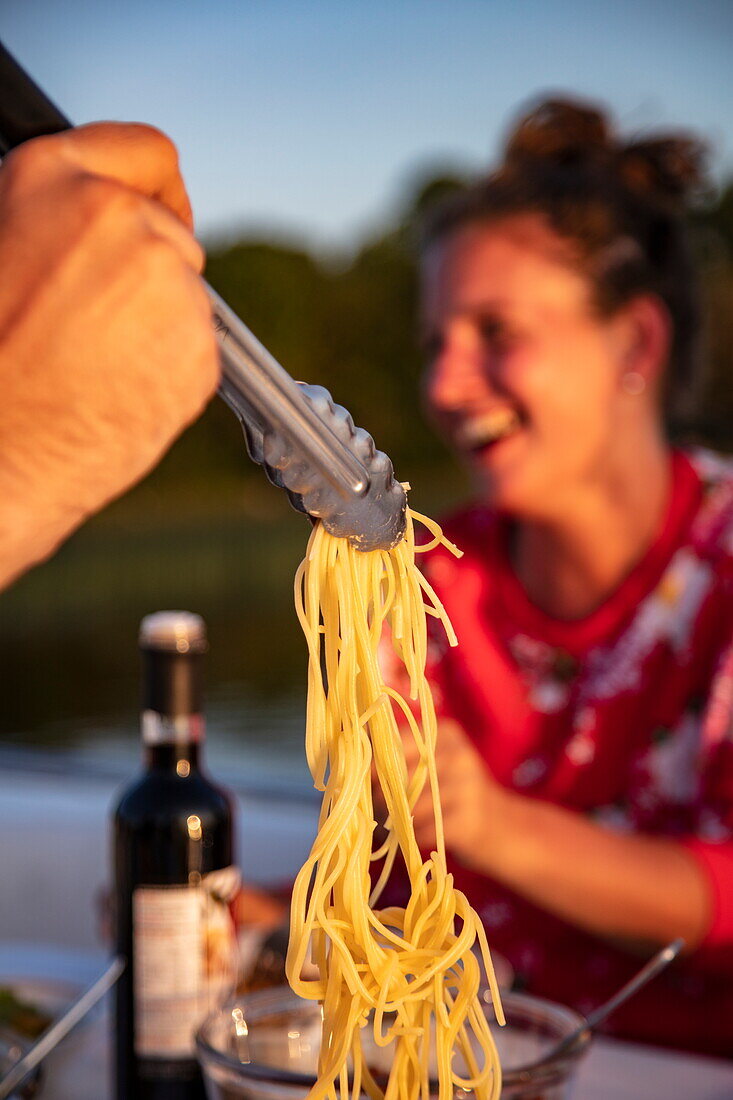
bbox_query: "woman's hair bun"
[618,137,707,205]
[500,95,708,208]
[503,97,612,170]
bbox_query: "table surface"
[3,945,733,1100]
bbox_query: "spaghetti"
[286,508,504,1100]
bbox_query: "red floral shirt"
[419,449,733,1056]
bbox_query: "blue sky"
[3,0,732,250]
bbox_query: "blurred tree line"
[694,182,733,445]
[154,170,733,503]
[152,173,463,512]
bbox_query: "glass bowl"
[196,986,590,1100]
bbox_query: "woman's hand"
[376,713,710,948]
[396,717,511,869]
[0,122,219,589]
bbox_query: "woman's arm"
[407,719,712,950]
[489,790,711,948]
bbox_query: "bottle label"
[141,710,204,745]
[132,865,241,1057]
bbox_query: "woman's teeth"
[458,409,521,450]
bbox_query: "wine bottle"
[113,611,239,1100]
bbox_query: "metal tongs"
[0,42,407,552]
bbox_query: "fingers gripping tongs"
[0,42,407,552]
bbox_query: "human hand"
[0,122,219,588]
[396,717,510,871]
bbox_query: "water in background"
[0,487,318,797]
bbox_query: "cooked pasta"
[286,507,504,1100]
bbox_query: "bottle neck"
[142,711,205,773]
[140,646,205,773]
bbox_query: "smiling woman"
[419,215,666,532]
[373,96,733,1057]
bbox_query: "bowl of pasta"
[196,985,591,1100]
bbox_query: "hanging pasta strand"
[287,508,504,1100]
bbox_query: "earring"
[622,371,646,396]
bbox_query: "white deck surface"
[2,767,733,1097]
[0,765,318,949]
[3,974,733,1100]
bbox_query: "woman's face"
[420,216,643,518]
